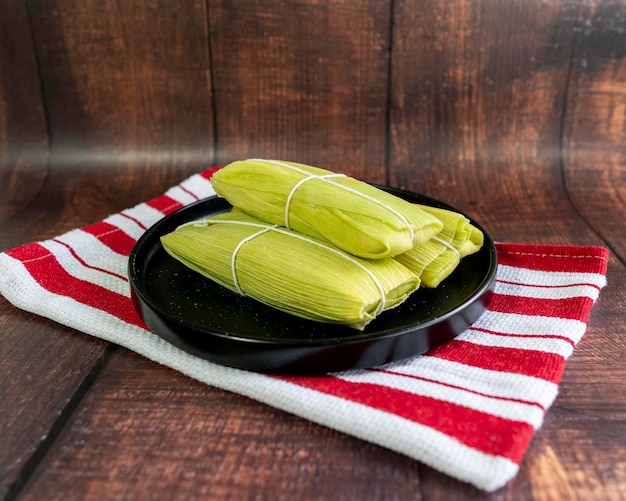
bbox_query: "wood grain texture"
[524,406,626,501]
[208,0,391,183]
[20,350,423,501]
[0,1,48,226]
[26,0,215,173]
[2,0,219,238]
[389,0,586,243]
[563,0,626,261]
[0,309,109,498]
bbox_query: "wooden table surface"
[1,0,625,499]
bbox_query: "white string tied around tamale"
[431,236,461,257]
[229,226,277,295]
[284,173,346,229]
[185,217,388,315]
[249,159,416,241]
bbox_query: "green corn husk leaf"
[160,210,420,330]
[394,205,484,288]
[395,242,461,288]
[417,205,484,258]
[210,159,444,259]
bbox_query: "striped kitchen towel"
[0,168,608,492]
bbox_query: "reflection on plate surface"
[129,186,497,374]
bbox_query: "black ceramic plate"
[129,187,497,374]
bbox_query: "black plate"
[129,187,497,374]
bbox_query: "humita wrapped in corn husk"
[419,205,484,259]
[394,205,484,288]
[210,159,444,259]
[160,210,420,330]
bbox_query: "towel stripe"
[426,340,566,383]
[486,294,595,322]
[339,369,546,428]
[496,244,609,274]
[274,374,535,464]
[46,239,129,290]
[462,327,576,358]
[146,195,184,215]
[469,325,575,347]
[374,356,559,409]
[371,368,546,410]
[80,222,139,256]
[121,204,165,230]
[494,279,601,301]
[496,265,607,289]
[6,243,144,328]
[471,310,586,342]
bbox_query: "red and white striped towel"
[0,168,608,492]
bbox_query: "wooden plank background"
[1,0,625,499]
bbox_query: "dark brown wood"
[0,3,75,496]
[26,0,215,174]
[21,349,424,500]
[1,0,625,499]
[0,1,48,227]
[563,1,626,260]
[555,9,626,498]
[389,0,585,242]
[0,311,109,498]
[208,0,391,183]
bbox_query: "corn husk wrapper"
[210,159,443,259]
[419,205,484,258]
[160,210,420,330]
[394,205,484,288]
[395,243,461,289]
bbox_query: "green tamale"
[160,210,420,330]
[394,205,484,287]
[210,159,444,259]
[418,205,484,258]
[394,241,461,288]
